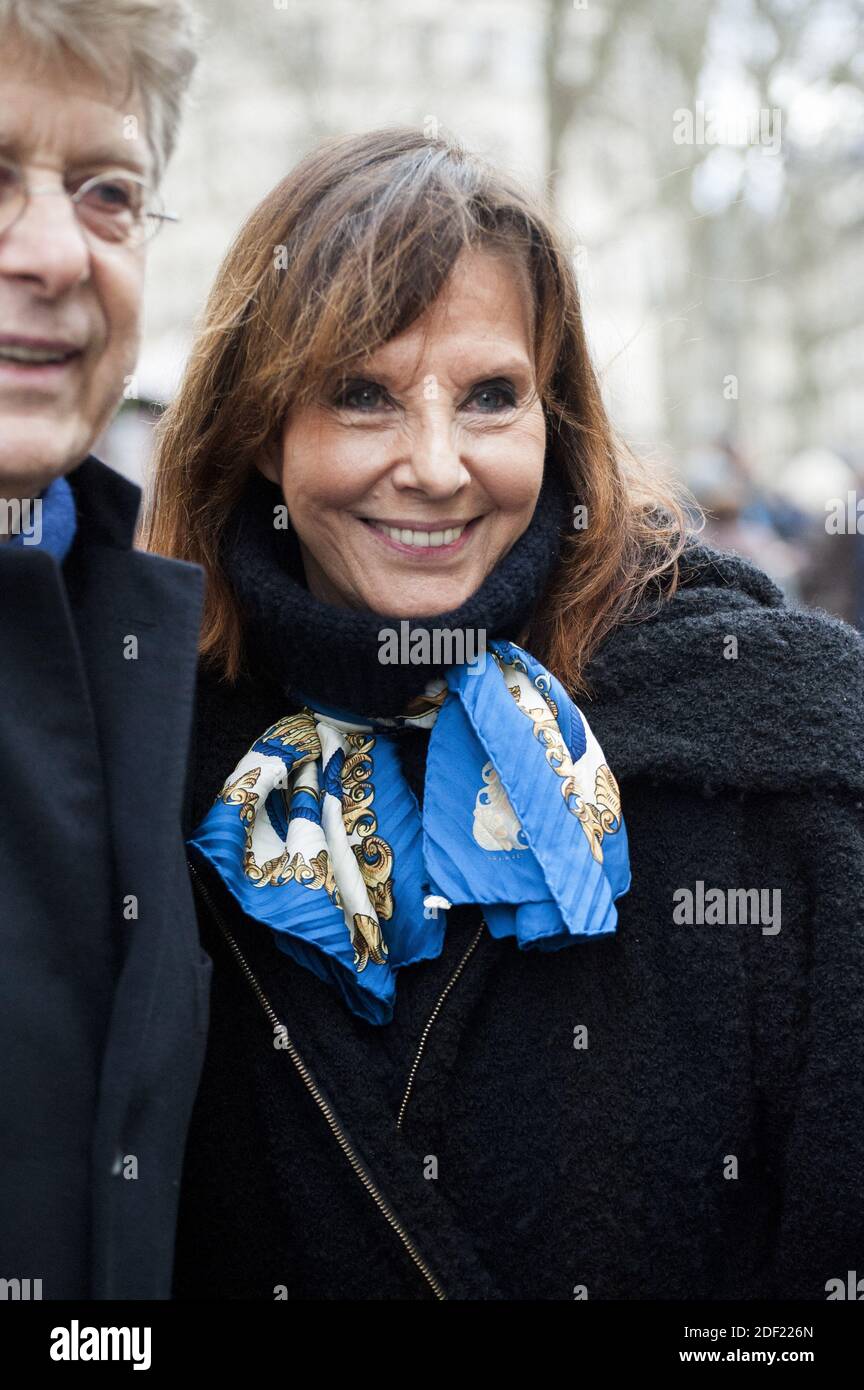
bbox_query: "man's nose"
[0,187,90,296]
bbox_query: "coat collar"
[585,540,864,799]
[66,453,142,553]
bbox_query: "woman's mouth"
[360,515,481,556]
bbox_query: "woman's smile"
[357,512,483,557]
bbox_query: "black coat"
[0,456,211,1299]
[173,541,864,1300]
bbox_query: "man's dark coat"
[0,456,211,1299]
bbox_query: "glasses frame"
[0,160,179,248]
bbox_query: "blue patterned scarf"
[189,638,630,1025]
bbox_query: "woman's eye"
[466,380,518,413]
[334,380,390,412]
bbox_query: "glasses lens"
[0,160,24,235]
[75,174,153,246]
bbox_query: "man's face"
[0,43,150,498]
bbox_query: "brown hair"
[141,126,698,692]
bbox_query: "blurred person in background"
[145,129,864,1301]
[688,437,807,598]
[778,448,864,631]
[0,0,209,1299]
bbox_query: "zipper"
[397,922,485,1132]
[187,859,447,1301]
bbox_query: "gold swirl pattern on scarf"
[573,765,622,862]
[342,733,395,926]
[340,732,392,969]
[219,717,395,973]
[221,764,340,895]
[492,652,622,864]
[351,914,388,972]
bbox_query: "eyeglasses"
[0,159,179,249]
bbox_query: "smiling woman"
[144,127,864,1303]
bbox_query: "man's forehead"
[0,58,151,179]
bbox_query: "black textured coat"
[0,457,210,1299]
[173,539,864,1301]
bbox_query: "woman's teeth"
[369,521,467,548]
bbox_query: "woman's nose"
[392,411,471,495]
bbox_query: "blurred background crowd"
[97,0,864,627]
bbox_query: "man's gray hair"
[0,0,200,183]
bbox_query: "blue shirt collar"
[7,472,78,562]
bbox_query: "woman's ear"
[255,432,283,486]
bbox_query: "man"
[0,0,207,1299]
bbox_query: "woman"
[144,128,864,1301]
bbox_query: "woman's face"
[259,248,547,615]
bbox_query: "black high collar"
[220,464,571,718]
